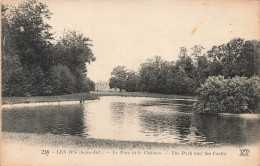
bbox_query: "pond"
[2,96,260,145]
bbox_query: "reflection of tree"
[194,114,260,145]
[139,111,192,140]
[2,104,87,136]
[175,115,191,138]
[109,102,125,125]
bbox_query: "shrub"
[194,76,260,114]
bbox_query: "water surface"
[2,96,260,145]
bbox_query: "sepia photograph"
[1,0,260,165]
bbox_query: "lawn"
[2,93,99,105]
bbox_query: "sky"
[40,0,259,82]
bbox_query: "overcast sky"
[41,0,259,82]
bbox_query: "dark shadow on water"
[2,104,87,136]
[193,114,260,145]
[139,110,192,142]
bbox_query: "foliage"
[109,66,127,91]
[3,0,53,70]
[49,65,76,95]
[109,77,121,91]
[125,71,140,92]
[2,0,96,96]
[55,30,96,74]
[136,56,197,95]
[207,38,260,78]
[108,38,260,114]
[27,66,47,96]
[194,76,260,114]
[86,77,95,91]
[2,53,29,96]
[108,38,259,100]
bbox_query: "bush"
[194,76,260,114]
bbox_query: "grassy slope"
[2,93,99,105]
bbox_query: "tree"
[55,30,96,93]
[138,56,163,92]
[111,66,127,78]
[2,0,97,96]
[125,71,139,92]
[191,45,210,86]
[2,0,54,96]
[86,77,95,91]
[237,40,259,77]
[108,38,259,96]
[2,5,30,96]
[55,30,95,74]
[222,38,244,78]
[109,66,127,91]
[176,47,195,78]
[207,45,224,76]
[109,77,121,91]
[206,38,259,78]
[49,65,76,95]
[2,53,29,96]
[27,66,47,96]
[4,0,53,70]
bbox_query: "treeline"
[2,0,95,97]
[109,38,260,95]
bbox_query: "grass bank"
[2,132,219,149]
[91,91,196,100]
[2,93,99,105]
[2,92,196,105]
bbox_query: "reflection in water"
[2,96,260,145]
[2,104,87,136]
[176,114,191,138]
[194,114,260,145]
[110,102,125,126]
[139,110,200,143]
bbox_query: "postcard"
[1,0,259,165]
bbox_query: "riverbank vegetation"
[195,76,260,114]
[2,0,95,97]
[109,39,260,113]
[2,93,99,105]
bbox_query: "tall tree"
[2,0,54,96]
[125,71,139,92]
[55,30,95,74]
[109,66,127,91]
[176,47,195,78]
[5,0,53,70]
[49,64,76,95]
[207,38,259,78]
[55,30,96,92]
